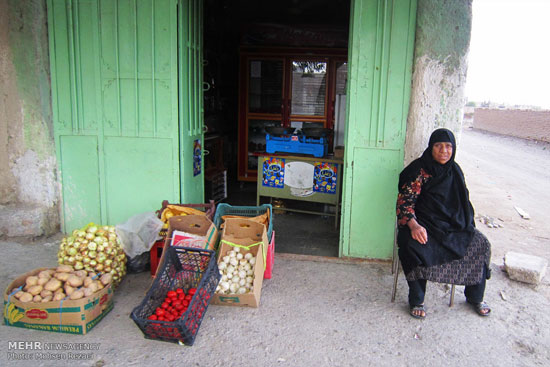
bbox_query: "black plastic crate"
[130,246,220,345]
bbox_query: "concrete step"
[504,251,548,285]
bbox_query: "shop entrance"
[202,0,351,257]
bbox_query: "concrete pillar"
[404,0,472,164]
[0,0,59,236]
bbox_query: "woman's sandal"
[468,300,491,316]
[409,304,426,319]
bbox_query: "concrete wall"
[0,0,59,236]
[474,108,550,143]
[404,0,472,164]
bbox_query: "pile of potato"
[11,265,112,303]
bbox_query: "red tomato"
[155,308,165,317]
[184,294,193,301]
[176,288,184,294]
[167,290,177,298]
[182,300,190,306]
[166,314,175,322]
[148,315,158,320]
[161,302,169,309]
[165,297,172,304]
[188,288,197,295]
[158,316,166,321]
[174,303,184,311]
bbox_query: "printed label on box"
[313,162,338,194]
[171,230,207,249]
[262,157,285,188]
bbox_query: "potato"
[19,292,33,302]
[88,272,97,278]
[44,278,62,292]
[33,295,42,302]
[83,287,94,297]
[83,277,93,287]
[41,295,53,303]
[23,284,30,291]
[54,287,64,294]
[94,280,104,290]
[100,273,112,286]
[14,290,25,299]
[56,264,73,273]
[28,285,43,296]
[73,270,87,278]
[87,281,99,293]
[38,270,52,279]
[69,290,84,300]
[40,289,53,298]
[55,272,70,282]
[64,284,75,296]
[53,292,66,301]
[37,277,49,286]
[67,275,84,288]
[26,276,39,287]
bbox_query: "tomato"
[185,294,193,301]
[155,308,165,317]
[176,288,184,294]
[167,290,177,298]
[161,302,169,309]
[182,299,190,306]
[174,303,184,311]
[148,315,158,320]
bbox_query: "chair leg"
[449,284,456,307]
[391,261,400,302]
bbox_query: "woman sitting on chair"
[396,128,491,319]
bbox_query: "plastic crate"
[264,230,275,279]
[149,240,165,276]
[131,246,220,345]
[213,203,273,240]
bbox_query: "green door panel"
[179,0,204,203]
[103,137,175,225]
[48,0,181,231]
[59,136,101,230]
[347,148,401,258]
[340,0,416,259]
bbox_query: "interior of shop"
[202,0,351,257]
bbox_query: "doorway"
[202,0,351,257]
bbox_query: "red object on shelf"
[264,230,275,279]
[150,240,166,277]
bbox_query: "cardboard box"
[211,218,268,307]
[153,215,219,277]
[167,215,218,251]
[3,268,113,335]
[334,146,344,158]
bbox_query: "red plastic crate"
[150,240,165,277]
[264,230,275,279]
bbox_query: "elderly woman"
[396,128,491,319]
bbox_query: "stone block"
[504,251,548,285]
[0,204,59,237]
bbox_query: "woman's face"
[432,142,453,164]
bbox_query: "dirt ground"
[0,128,549,366]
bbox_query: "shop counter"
[256,153,343,228]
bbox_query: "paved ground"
[0,129,549,366]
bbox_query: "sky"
[465,0,550,109]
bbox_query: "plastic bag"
[116,212,163,259]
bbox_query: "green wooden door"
[179,0,204,203]
[48,0,180,231]
[340,0,416,259]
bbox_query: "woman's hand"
[407,218,428,244]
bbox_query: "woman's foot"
[467,300,491,316]
[409,304,426,319]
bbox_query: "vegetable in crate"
[159,205,206,229]
[57,223,127,287]
[216,247,256,295]
[10,265,113,303]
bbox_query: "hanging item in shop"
[313,162,338,195]
[262,157,285,188]
[193,139,202,176]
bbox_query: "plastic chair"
[391,224,456,307]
